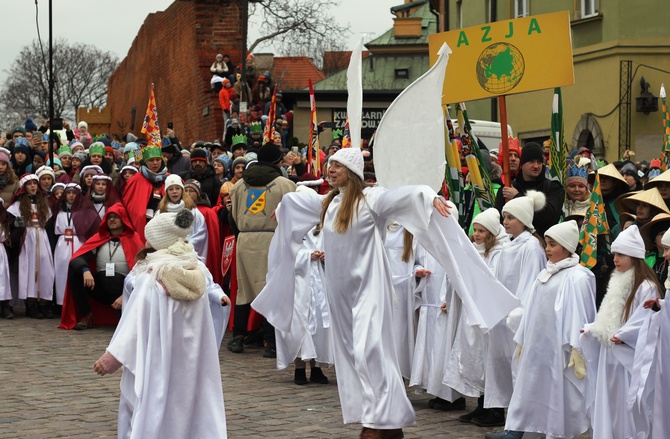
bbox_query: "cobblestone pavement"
[0,315,588,438]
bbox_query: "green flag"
[579,173,610,269]
[549,88,567,186]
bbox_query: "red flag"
[263,85,277,143]
[341,117,351,148]
[141,84,162,148]
[308,80,321,177]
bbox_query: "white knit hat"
[611,224,646,259]
[501,190,546,232]
[329,148,364,181]
[36,165,55,180]
[545,220,579,254]
[79,165,103,178]
[472,208,500,235]
[145,209,194,250]
[662,228,670,247]
[165,174,184,190]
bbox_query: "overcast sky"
[1,0,395,85]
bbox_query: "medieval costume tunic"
[581,273,660,439]
[409,247,461,402]
[0,230,9,302]
[384,223,419,379]
[253,185,519,430]
[275,227,333,370]
[443,224,508,397]
[7,200,54,301]
[54,209,84,304]
[505,257,596,438]
[484,230,546,408]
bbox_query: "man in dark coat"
[185,149,222,207]
[494,142,565,236]
[162,137,190,178]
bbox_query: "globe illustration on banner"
[476,42,525,94]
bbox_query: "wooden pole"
[498,95,511,187]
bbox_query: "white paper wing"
[347,38,364,150]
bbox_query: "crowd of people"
[2,109,670,439]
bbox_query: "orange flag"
[141,84,162,148]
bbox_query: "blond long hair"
[624,258,664,321]
[158,189,196,212]
[319,170,368,234]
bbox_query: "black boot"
[39,302,54,319]
[25,299,44,319]
[294,368,308,385]
[309,366,329,384]
[471,407,506,427]
[227,335,244,353]
[1,301,14,319]
[428,396,466,411]
[459,395,486,422]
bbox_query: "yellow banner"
[429,11,574,104]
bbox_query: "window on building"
[457,0,463,28]
[514,0,529,18]
[581,0,599,18]
[395,68,409,79]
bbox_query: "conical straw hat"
[597,163,628,185]
[621,187,670,215]
[645,168,670,189]
[614,190,641,214]
[640,212,670,250]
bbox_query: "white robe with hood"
[53,209,85,304]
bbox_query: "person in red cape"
[184,179,223,285]
[59,202,143,330]
[121,146,167,242]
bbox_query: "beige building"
[434,0,670,162]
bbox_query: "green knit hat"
[142,146,163,161]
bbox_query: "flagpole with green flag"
[458,102,495,210]
[579,172,610,269]
[548,87,567,186]
[660,84,670,170]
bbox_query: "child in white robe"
[581,225,663,439]
[445,208,508,423]
[478,192,547,427]
[0,201,12,318]
[486,220,596,439]
[94,210,230,439]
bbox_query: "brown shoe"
[360,427,382,439]
[74,313,93,331]
[380,429,404,439]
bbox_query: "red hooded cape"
[197,205,223,285]
[121,171,165,242]
[59,203,143,330]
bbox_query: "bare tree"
[0,39,118,122]
[248,0,347,68]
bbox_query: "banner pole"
[499,95,511,187]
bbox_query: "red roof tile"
[271,56,325,91]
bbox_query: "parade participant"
[155,175,208,260]
[640,213,670,284]
[74,143,114,184]
[11,138,33,175]
[7,174,54,319]
[60,203,142,330]
[162,137,190,177]
[0,200,12,319]
[487,221,596,439]
[615,187,669,230]
[89,174,121,219]
[184,179,222,285]
[230,156,247,185]
[581,225,663,438]
[620,161,642,191]
[495,137,521,185]
[228,144,296,356]
[479,193,547,428]
[113,164,138,197]
[184,148,221,206]
[213,155,231,183]
[36,166,56,195]
[0,147,19,205]
[70,151,86,179]
[93,210,229,439]
[644,168,670,211]
[563,163,590,220]
[78,165,103,196]
[122,145,167,242]
[48,182,66,208]
[494,142,565,236]
[52,183,100,306]
[253,147,520,439]
[57,145,73,175]
[448,208,508,423]
[47,157,71,184]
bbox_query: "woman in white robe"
[488,221,596,439]
[384,223,419,379]
[581,225,663,439]
[7,174,54,318]
[94,210,229,439]
[253,148,520,439]
[275,225,333,384]
[444,208,508,422]
[155,174,208,260]
[0,208,11,318]
[482,193,546,423]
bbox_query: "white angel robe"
[409,246,462,402]
[384,223,419,379]
[275,227,333,370]
[253,185,520,429]
[485,230,546,408]
[505,260,596,438]
[0,230,10,301]
[53,209,85,304]
[121,261,229,350]
[7,202,54,300]
[107,272,227,439]
[443,224,508,397]
[93,202,106,220]
[581,278,660,439]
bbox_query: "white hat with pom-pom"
[501,190,546,232]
